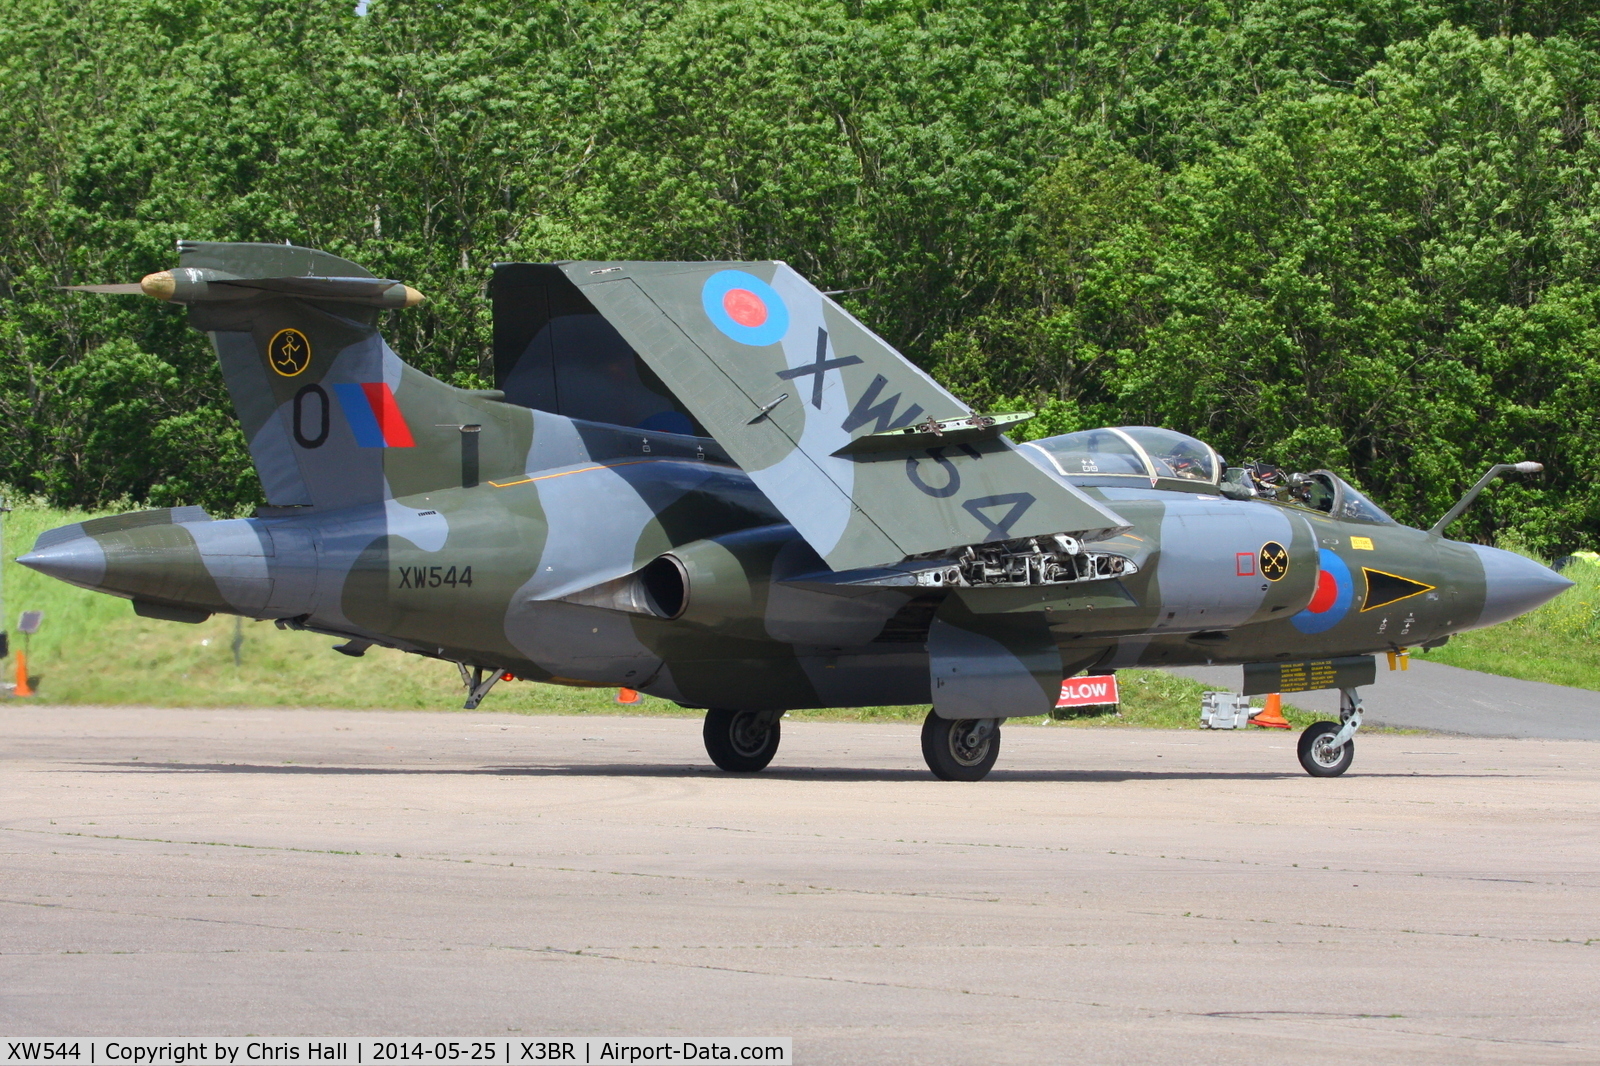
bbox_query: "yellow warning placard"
[1242,656,1376,695]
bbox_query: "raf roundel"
[1291,549,1354,634]
[701,269,789,347]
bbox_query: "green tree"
[948,25,1600,548]
[6,0,1600,555]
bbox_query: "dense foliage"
[3,0,1600,547]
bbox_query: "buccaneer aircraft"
[25,242,1572,779]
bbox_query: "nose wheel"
[703,708,782,772]
[921,712,1002,781]
[1297,687,1363,777]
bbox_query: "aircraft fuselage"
[22,452,1558,714]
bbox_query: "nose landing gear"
[921,712,1002,781]
[1297,687,1363,777]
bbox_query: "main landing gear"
[1297,686,1364,777]
[921,712,1002,781]
[703,708,782,772]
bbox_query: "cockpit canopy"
[1023,425,1398,526]
[1024,426,1222,485]
[1266,470,1397,526]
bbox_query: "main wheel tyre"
[703,708,780,772]
[1297,721,1354,777]
[921,712,1001,781]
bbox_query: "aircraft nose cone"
[1470,544,1573,628]
[17,535,107,590]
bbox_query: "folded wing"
[562,261,1126,571]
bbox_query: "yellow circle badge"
[1259,541,1289,581]
[267,328,312,377]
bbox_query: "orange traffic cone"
[616,687,641,705]
[14,650,33,697]
[1249,692,1289,728]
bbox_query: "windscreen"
[1328,475,1399,526]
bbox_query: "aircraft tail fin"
[74,241,528,510]
[490,262,706,435]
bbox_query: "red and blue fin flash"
[332,383,415,448]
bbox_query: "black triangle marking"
[1361,568,1435,612]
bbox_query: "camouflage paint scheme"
[24,242,1572,774]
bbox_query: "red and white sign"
[1057,674,1120,708]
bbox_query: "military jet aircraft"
[25,241,1571,780]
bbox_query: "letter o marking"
[293,383,330,449]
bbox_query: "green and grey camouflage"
[24,242,1571,780]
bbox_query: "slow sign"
[1058,674,1120,708]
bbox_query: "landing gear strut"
[1297,686,1363,777]
[921,712,1002,781]
[703,708,782,772]
[457,663,504,710]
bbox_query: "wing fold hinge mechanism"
[831,411,1034,456]
[793,533,1139,591]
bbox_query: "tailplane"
[71,241,526,509]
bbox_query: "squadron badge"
[268,328,312,377]
[1259,541,1289,581]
